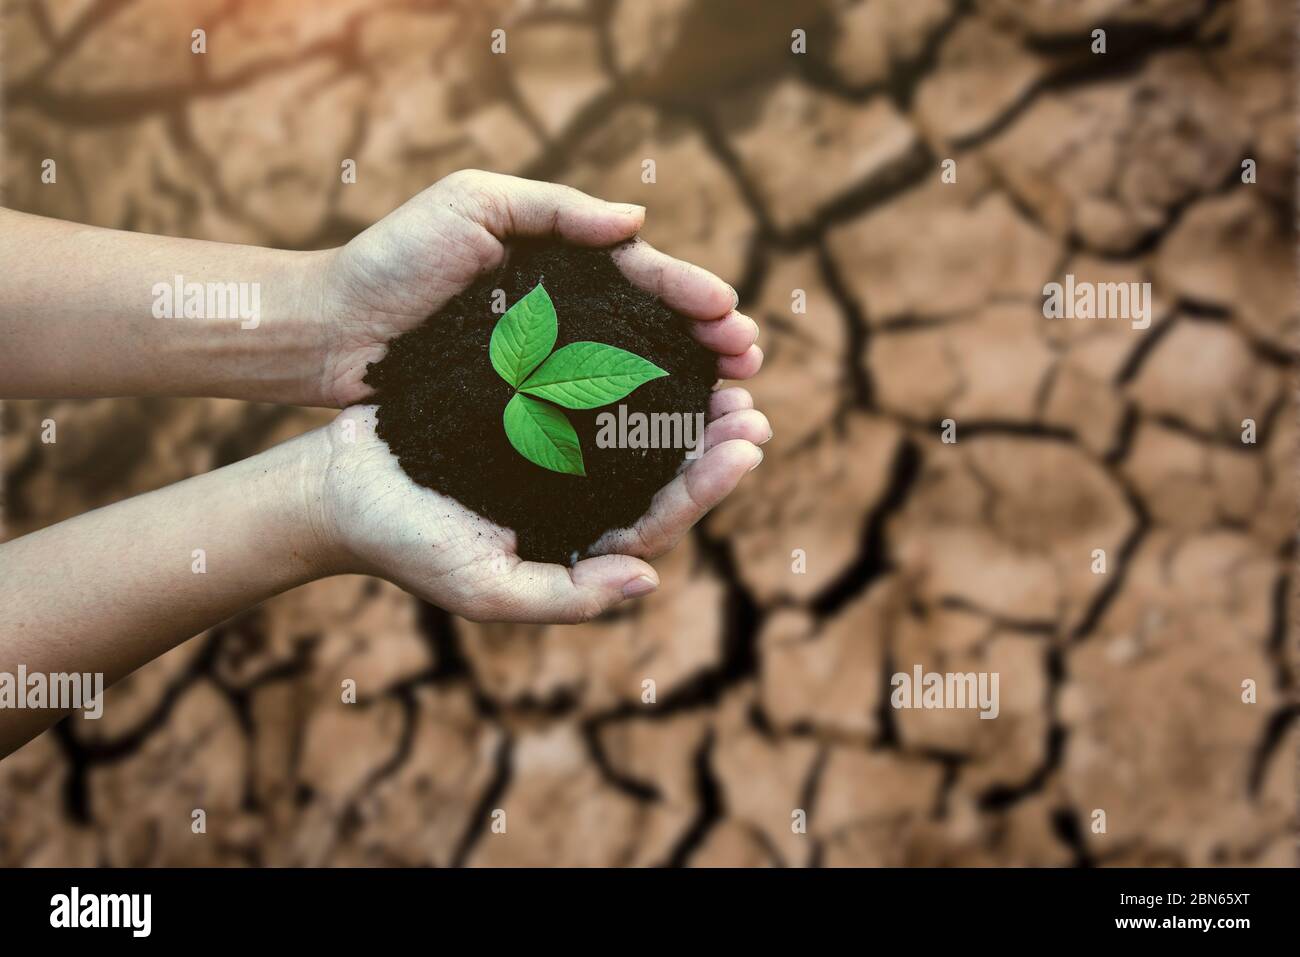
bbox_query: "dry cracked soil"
[0,0,1296,866]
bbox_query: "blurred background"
[0,0,1295,866]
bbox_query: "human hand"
[310,169,765,407]
[309,386,769,623]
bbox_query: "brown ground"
[0,0,1296,866]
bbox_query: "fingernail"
[749,448,764,471]
[762,426,774,445]
[614,203,646,217]
[623,575,658,599]
[729,285,740,309]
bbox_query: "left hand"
[307,169,765,407]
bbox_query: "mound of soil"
[363,239,717,564]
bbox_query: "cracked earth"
[1,0,1296,866]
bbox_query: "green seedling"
[490,283,667,476]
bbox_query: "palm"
[320,407,524,620]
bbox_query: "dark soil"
[363,239,717,564]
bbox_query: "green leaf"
[502,393,586,476]
[490,283,557,388]
[518,341,669,410]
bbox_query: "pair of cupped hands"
[310,171,769,624]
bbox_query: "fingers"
[591,439,763,559]
[444,173,737,320]
[717,344,764,380]
[704,409,772,452]
[609,239,763,376]
[441,171,762,377]
[445,169,645,248]
[610,238,737,320]
[709,386,754,418]
[478,554,660,624]
[690,310,760,355]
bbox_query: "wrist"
[143,246,337,408]
[253,247,337,408]
[253,426,353,583]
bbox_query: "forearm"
[0,429,334,756]
[0,208,334,406]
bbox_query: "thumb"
[485,554,659,624]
